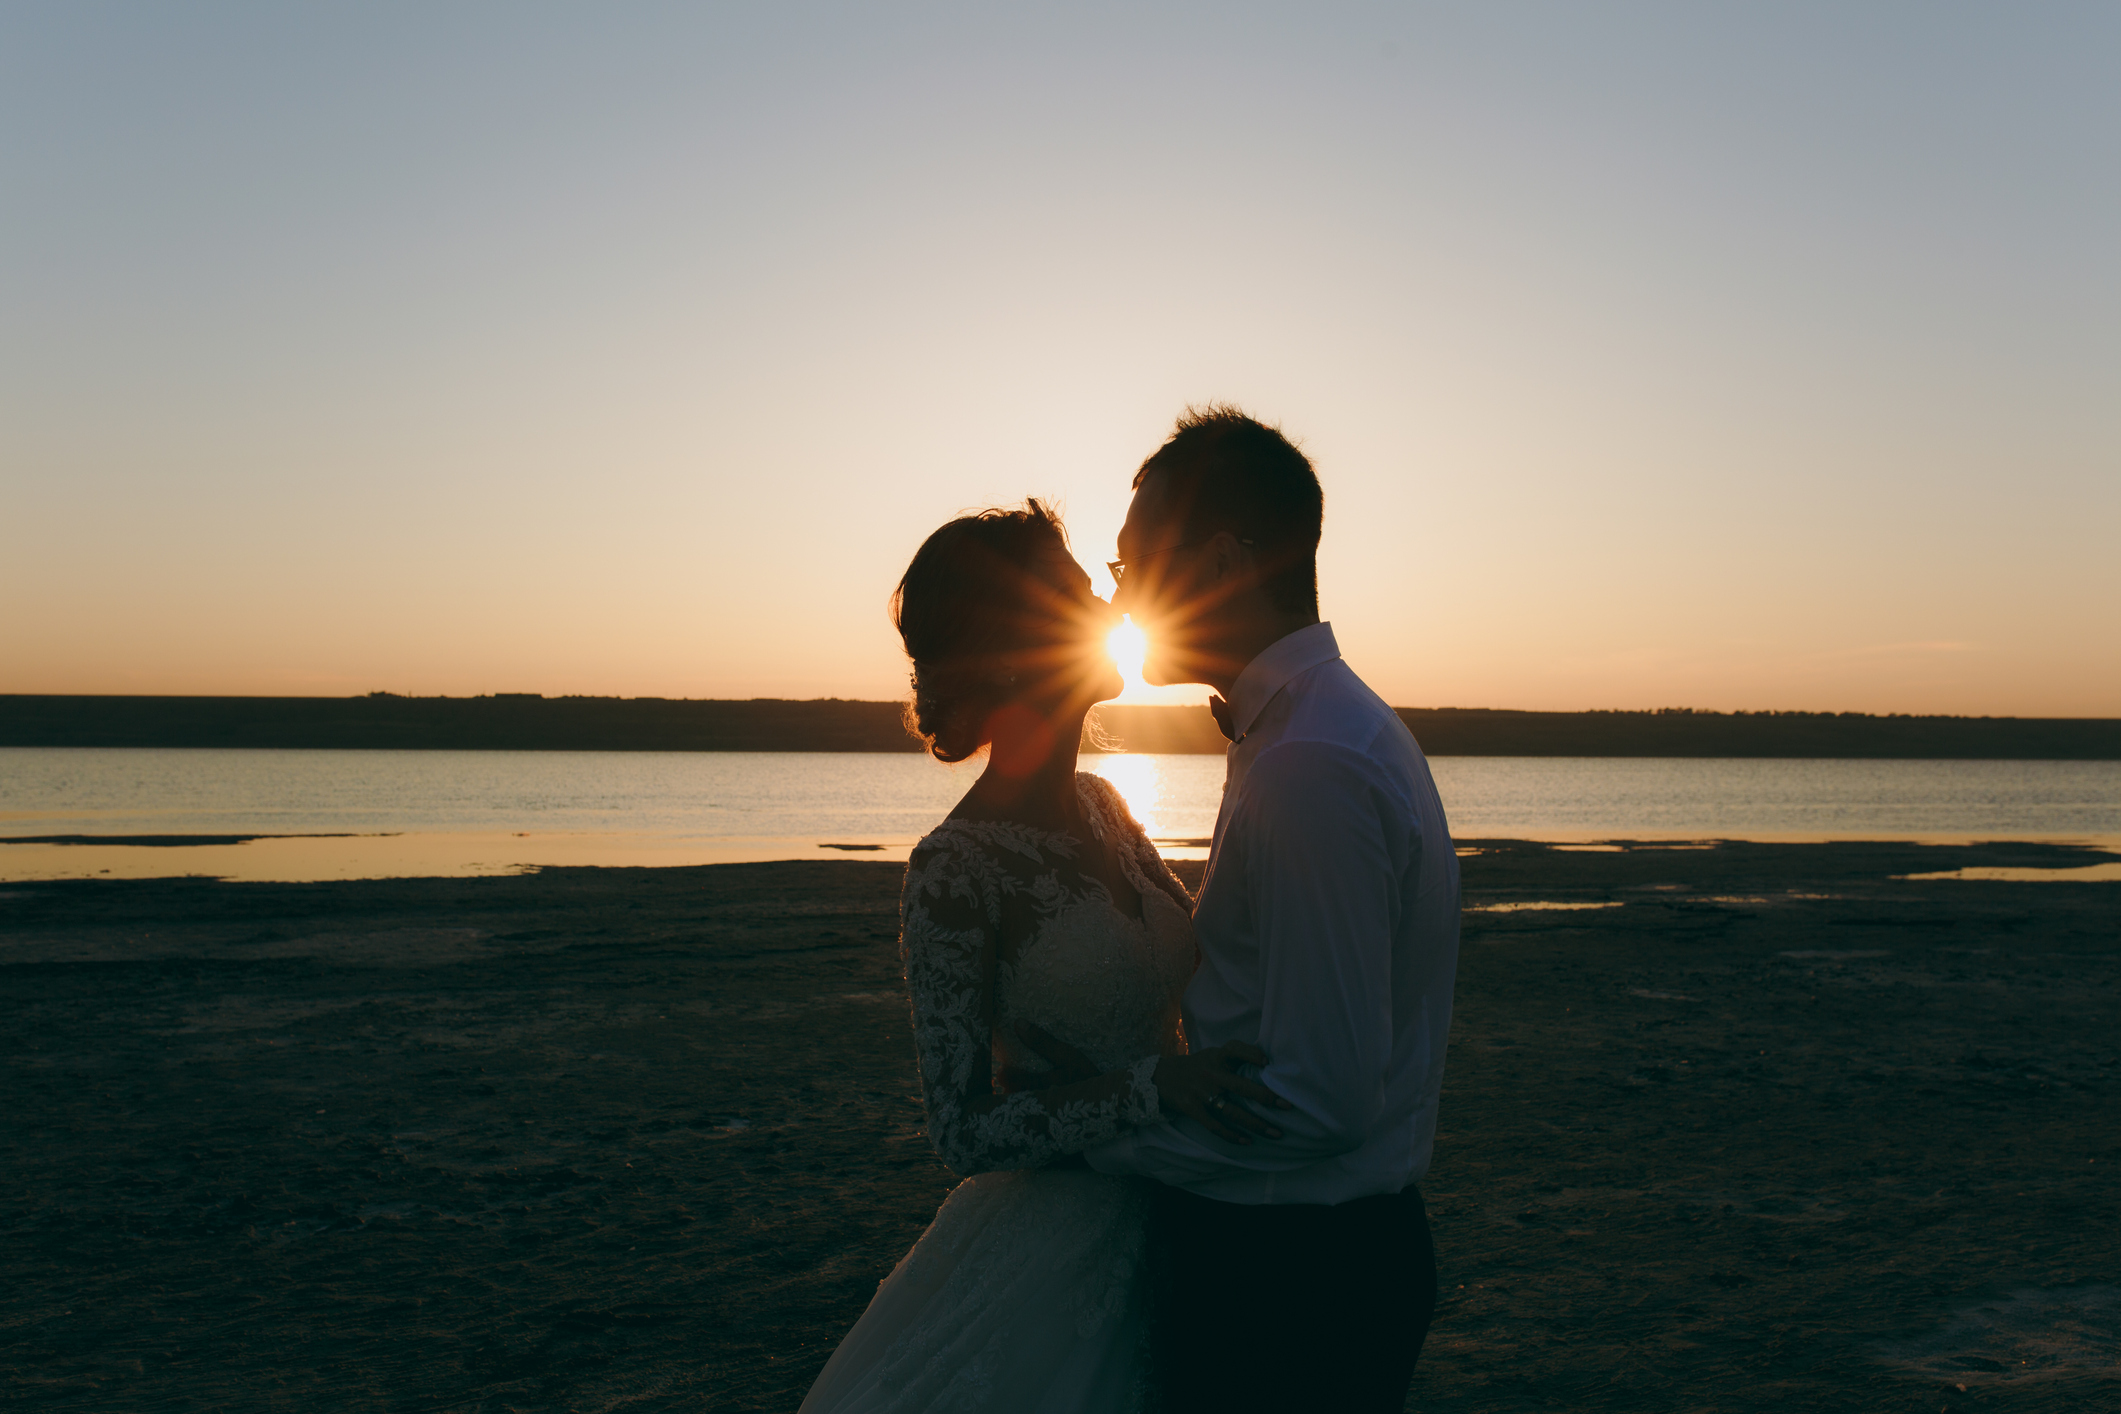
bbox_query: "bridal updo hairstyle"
[1134,404,1323,616]
[892,498,1074,763]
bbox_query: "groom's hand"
[1001,1020,1101,1092]
[1153,1043,1293,1145]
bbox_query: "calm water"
[5,748,2117,845]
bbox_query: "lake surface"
[3,748,2117,881]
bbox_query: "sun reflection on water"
[1087,753,1163,837]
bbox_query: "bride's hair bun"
[892,499,1071,763]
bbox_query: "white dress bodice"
[896,773,1196,1176]
[993,887,1194,1081]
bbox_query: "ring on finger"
[1203,1093,1230,1115]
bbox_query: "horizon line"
[0,691,2114,723]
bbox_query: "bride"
[800,501,1286,1414]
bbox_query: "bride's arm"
[901,838,1162,1177]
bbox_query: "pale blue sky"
[4,3,2116,712]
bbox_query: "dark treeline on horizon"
[4,695,2118,759]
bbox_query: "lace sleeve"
[901,831,1162,1177]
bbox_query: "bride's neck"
[965,704,1088,831]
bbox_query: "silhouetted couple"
[801,408,1461,1414]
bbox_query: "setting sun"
[1106,617,1148,692]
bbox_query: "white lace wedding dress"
[800,773,1197,1414]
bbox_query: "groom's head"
[1115,405,1323,688]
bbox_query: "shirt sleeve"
[902,834,1163,1178]
[1086,741,1407,1188]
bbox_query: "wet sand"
[3,841,2115,1412]
[0,831,931,883]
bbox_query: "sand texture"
[2,841,2115,1411]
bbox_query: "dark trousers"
[1150,1183,1436,1414]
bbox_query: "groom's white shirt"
[1087,623,1460,1204]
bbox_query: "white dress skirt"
[797,1168,1153,1413]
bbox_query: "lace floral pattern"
[900,774,1196,1177]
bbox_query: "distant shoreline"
[4,695,2118,758]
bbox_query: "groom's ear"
[1206,529,1252,583]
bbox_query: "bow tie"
[1208,694,1244,744]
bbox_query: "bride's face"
[1006,546,1124,711]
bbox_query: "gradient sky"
[4,3,2116,714]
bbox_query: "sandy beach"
[3,840,2115,1412]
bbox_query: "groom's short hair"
[1134,405,1323,616]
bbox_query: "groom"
[1085,407,1461,1413]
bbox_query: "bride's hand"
[1154,1044,1291,1145]
[1006,1024,1292,1145]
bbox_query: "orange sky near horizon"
[3,7,2116,717]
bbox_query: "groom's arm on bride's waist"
[1088,742,1409,1185]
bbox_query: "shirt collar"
[1225,622,1340,741]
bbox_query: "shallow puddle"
[1898,863,2121,883]
[1467,901,1625,913]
